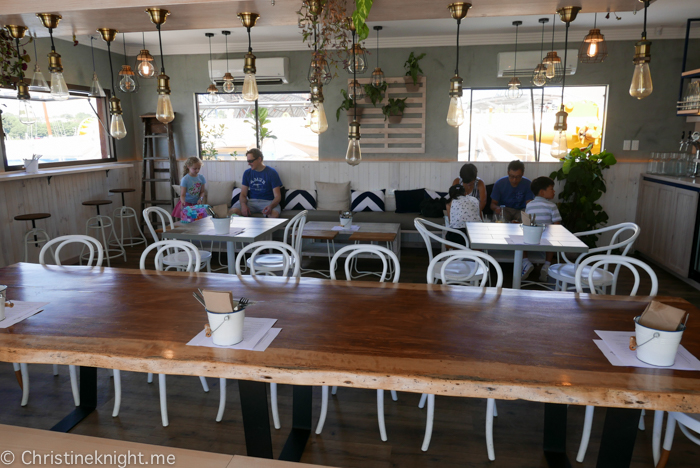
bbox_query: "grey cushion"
[315,181,350,211]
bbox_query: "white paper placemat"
[187,317,278,350]
[594,330,700,370]
[0,301,49,328]
[332,225,360,231]
[505,235,553,246]
[188,328,281,352]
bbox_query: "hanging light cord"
[376,28,380,67]
[122,33,128,66]
[247,28,252,53]
[539,21,545,60]
[513,24,519,76]
[550,14,556,51]
[157,24,165,73]
[225,33,230,72]
[352,30,357,120]
[642,1,648,39]
[107,43,116,95]
[455,18,461,75]
[49,28,56,52]
[208,35,213,80]
[14,38,24,80]
[142,31,146,50]
[90,36,96,72]
[561,22,569,102]
[33,33,39,63]
[594,12,597,30]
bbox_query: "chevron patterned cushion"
[351,190,385,212]
[282,189,317,211]
[230,187,241,206]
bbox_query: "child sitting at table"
[173,156,207,219]
[523,176,562,281]
[445,183,481,246]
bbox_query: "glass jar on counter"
[667,153,679,175]
[676,154,689,177]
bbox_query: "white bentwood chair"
[13,236,105,408]
[314,245,401,442]
[548,223,640,293]
[654,411,700,468]
[414,218,487,286]
[573,255,658,463]
[245,211,306,276]
[421,250,504,460]
[137,240,211,427]
[142,206,212,273]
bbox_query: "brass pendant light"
[579,13,608,63]
[346,19,364,101]
[542,14,564,84]
[550,6,580,159]
[221,30,235,94]
[36,13,69,100]
[146,8,175,123]
[119,33,139,93]
[238,12,260,102]
[97,27,127,140]
[135,32,156,78]
[630,0,653,99]
[371,26,385,88]
[307,1,331,86]
[346,18,367,76]
[505,21,523,100]
[446,3,471,128]
[345,18,361,166]
[309,79,328,134]
[4,25,36,125]
[531,18,549,87]
[204,32,220,104]
[306,3,328,134]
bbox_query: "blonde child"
[172,156,207,219]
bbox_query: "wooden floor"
[1,243,699,467]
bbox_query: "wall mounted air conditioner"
[497,50,578,78]
[209,57,289,85]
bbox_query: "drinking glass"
[647,152,657,174]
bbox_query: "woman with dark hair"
[452,163,487,212]
[445,184,481,246]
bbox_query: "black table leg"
[543,403,572,468]
[238,380,274,459]
[595,407,641,468]
[279,385,312,462]
[51,366,97,432]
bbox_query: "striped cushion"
[230,187,241,207]
[425,189,448,200]
[351,190,385,212]
[282,189,317,211]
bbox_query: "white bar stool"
[82,200,126,267]
[109,188,147,247]
[14,213,53,263]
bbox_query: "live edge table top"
[0,263,698,413]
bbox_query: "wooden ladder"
[140,114,177,232]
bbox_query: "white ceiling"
[50,0,700,55]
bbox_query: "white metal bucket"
[211,217,231,235]
[23,160,39,174]
[207,309,245,346]
[522,225,545,244]
[340,216,352,229]
[634,316,685,367]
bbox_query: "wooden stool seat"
[83,200,113,206]
[109,188,135,194]
[14,213,51,222]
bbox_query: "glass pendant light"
[347,43,367,75]
[371,26,385,88]
[36,14,69,100]
[135,32,156,78]
[97,27,127,140]
[238,12,260,102]
[89,36,106,97]
[204,33,220,104]
[446,3,471,127]
[505,21,523,100]
[542,14,564,84]
[146,8,175,123]
[118,34,139,93]
[550,6,580,159]
[221,30,235,93]
[630,0,653,99]
[5,25,37,125]
[346,20,362,166]
[306,5,331,86]
[579,13,608,63]
[309,80,328,134]
[348,79,365,101]
[532,18,549,87]
[29,32,49,92]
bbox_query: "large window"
[196,92,318,161]
[458,86,607,162]
[1,87,113,170]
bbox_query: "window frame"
[1,83,116,172]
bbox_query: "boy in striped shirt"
[524,177,562,281]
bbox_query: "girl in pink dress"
[172,157,207,219]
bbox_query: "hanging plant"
[0,30,31,88]
[352,0,374,42]
[363,82,386,106]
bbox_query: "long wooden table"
[1,263,699,467]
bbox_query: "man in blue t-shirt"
[229,148,283,218]
[490,159,534,222]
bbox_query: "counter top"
[642,173,700,189]
[0,162,133,183]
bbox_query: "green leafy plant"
[382,98,407,121]
[198,114,226,160]
[297,0,352,78]
[1,31,31,88]
[363,82,386,107]
[245,107,277,148]
[352,0,374,41]
[549,144,617,247]
[336,88,358,121]
[404,52,425,86]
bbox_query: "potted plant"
[336,88,363,122]
[382,97,407,124]
[549,144,617,247]
[244,107,277,150]
[404,51,425,92]
[363,82,387,107]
